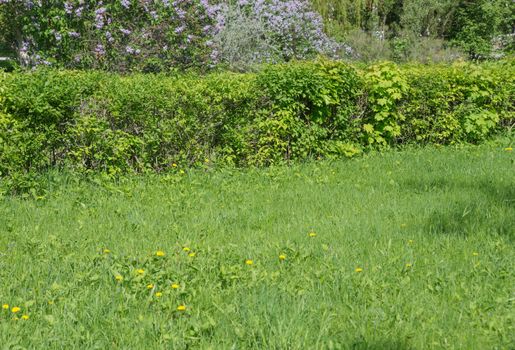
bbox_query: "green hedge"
[1,60,514,194]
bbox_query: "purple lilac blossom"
[95,7,107,30]
[95,44,106,55]
[5,0,236,70]
[105,31,114,42]
[64,2,73,14]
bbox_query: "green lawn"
[0,144,514,349]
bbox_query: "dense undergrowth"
[0,59,514,196]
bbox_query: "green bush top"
[0,59,514,195]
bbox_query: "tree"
[400,0,456,38]
[440,0,512,58]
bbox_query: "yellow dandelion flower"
[2,304,9,310]
[505,147,512,152]
[103,249,111,254]
[147,284,154,290]
[308,232,317,237]
[355,267,363,273]
[188,252,196,257]
[171,283,180,289]
[408,239,414,244]
[182,247,191,252]
[279,254,287,261]
[177,305,186,311]
[115,275,123,282]
[156,250,165,257]
[179,170,185,175]
[172,163,177,167]
[204,158,209,163]
[245,259,253,265]
[405,263,412,268]
[472,252,479,256]
[136,269,145,275]
[21,315,29,320]
[48,300,54,305]
[11,307,21,313]
[155,292,163,297]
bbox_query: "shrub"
[0,60,513,195]
[391,36,465,63]
[342,30,393,62]
[0,0,342,72]
[213,0,341,69]
[401,61,514,144]
[361,62,408,146]
[211,3,278,70]
[250,59,361,164]
[65,72,258,171]
[0,0,221,72]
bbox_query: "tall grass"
[0,143,514,349]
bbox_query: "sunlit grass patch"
[0,143,513,349]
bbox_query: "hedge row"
[0,60,514,194]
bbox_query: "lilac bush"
[213,0,341,68]
[0,0,342,71]
[212,3,279,69]
[248,0,340,60]
[0,0,222,72]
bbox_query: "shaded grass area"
[0,144,514,349]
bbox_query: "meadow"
[0,142,513,349]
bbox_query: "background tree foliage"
[447,0,514,58]
[312,0,514,60]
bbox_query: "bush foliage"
[0,60,513,195]
[213,0,340,68]
[0,0,220,72]
[0,0,340,72]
